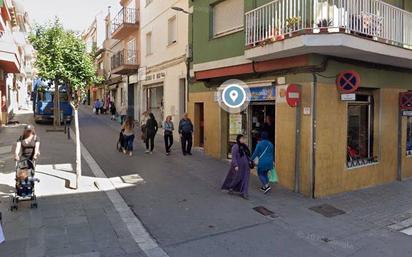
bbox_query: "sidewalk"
[0,111,147,257]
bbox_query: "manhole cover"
[253,206,277,218]
[309,204,345,218]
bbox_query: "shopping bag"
[269,167,278,183]
[0,223,5,244]
[93,108,96,113]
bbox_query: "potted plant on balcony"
[316,18,333,33]
[286,16,301,37]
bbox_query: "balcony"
[245,0,412,69]
[111,49,139,75]
[111,7,139,40]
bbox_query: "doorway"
[195,103,204,147]
[250,103,275,151]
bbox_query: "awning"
[0,51,20,73]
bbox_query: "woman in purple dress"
[221,134,252,200]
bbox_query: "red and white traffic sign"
[336,70,361,94]
[400,92,412,111]
[286,84,301,108]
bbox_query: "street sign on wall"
[286,84,301,107]
[336,70,361,94]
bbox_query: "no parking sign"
[336,70,361,94]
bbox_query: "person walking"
[119,104,127,124]
[110,101,117,120]
[251,131,274,194]
[140,111,149,143]
[178,113,193,156]
[15,125,40,169]
[121,116,135,156]
[94,99,101,115]
[145,113,158,154]
[221,134,252,200]
[163,115,174,155]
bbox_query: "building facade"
[109,0,140,118]
[139,0,188,126]
[0,0,34,125]
[190,0,412,197]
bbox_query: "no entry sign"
[400,92,412,111]
[336,70,361,93]
[286,84,301,107]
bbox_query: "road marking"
[71,128,170,257]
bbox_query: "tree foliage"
[29,19,102,109]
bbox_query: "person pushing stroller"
[11,125,41,210]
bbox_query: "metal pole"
[397,98,403,181]
[311,73,318,198]
[294,89,302,193]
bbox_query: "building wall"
[139,0,188,122]
[188,90,223,158]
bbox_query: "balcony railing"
[111,49,139,71]
[112,7,139,33]
[245,0,412,49]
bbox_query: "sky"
[20,0,121,32]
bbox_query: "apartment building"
[139,0,188,125]
[190,0,412,197]
[0,0,34,124]
[108,0,140,118]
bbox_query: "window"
[127,39,136,64]
[347,94,376,168]
[146,32,152,55]
[407,117,412,156]
[212,0,244,37]
[168,16,177,45]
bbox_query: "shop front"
[190,58,412,197]
[227,84,276,158]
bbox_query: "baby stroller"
[10,160,39,211]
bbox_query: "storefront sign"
[341,93,356,101]
[146,71,166,82]
[129,74,138,84]
[286,84,301,107]
[138,67,147,81]
[336,70,361,93]
[402,110,412,117]
[249,86,276,101]
[400,92,412,111]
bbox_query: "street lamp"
[171,6,193,113]
[171,6,192,15]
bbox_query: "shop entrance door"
[195,103,204,147]
[250,103,275,152]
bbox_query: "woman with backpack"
[250,131,274,194]
[121,116,135,156]
[145,113,158,154]
[163,115,174,155]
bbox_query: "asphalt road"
[77,107,412,257]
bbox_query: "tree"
[29,20,66,127]
[62,31,100,188]
[30,19,100,188]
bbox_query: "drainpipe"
[311,73,318,198]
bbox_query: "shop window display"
[347,95,376,168]
[407,117,412,156]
